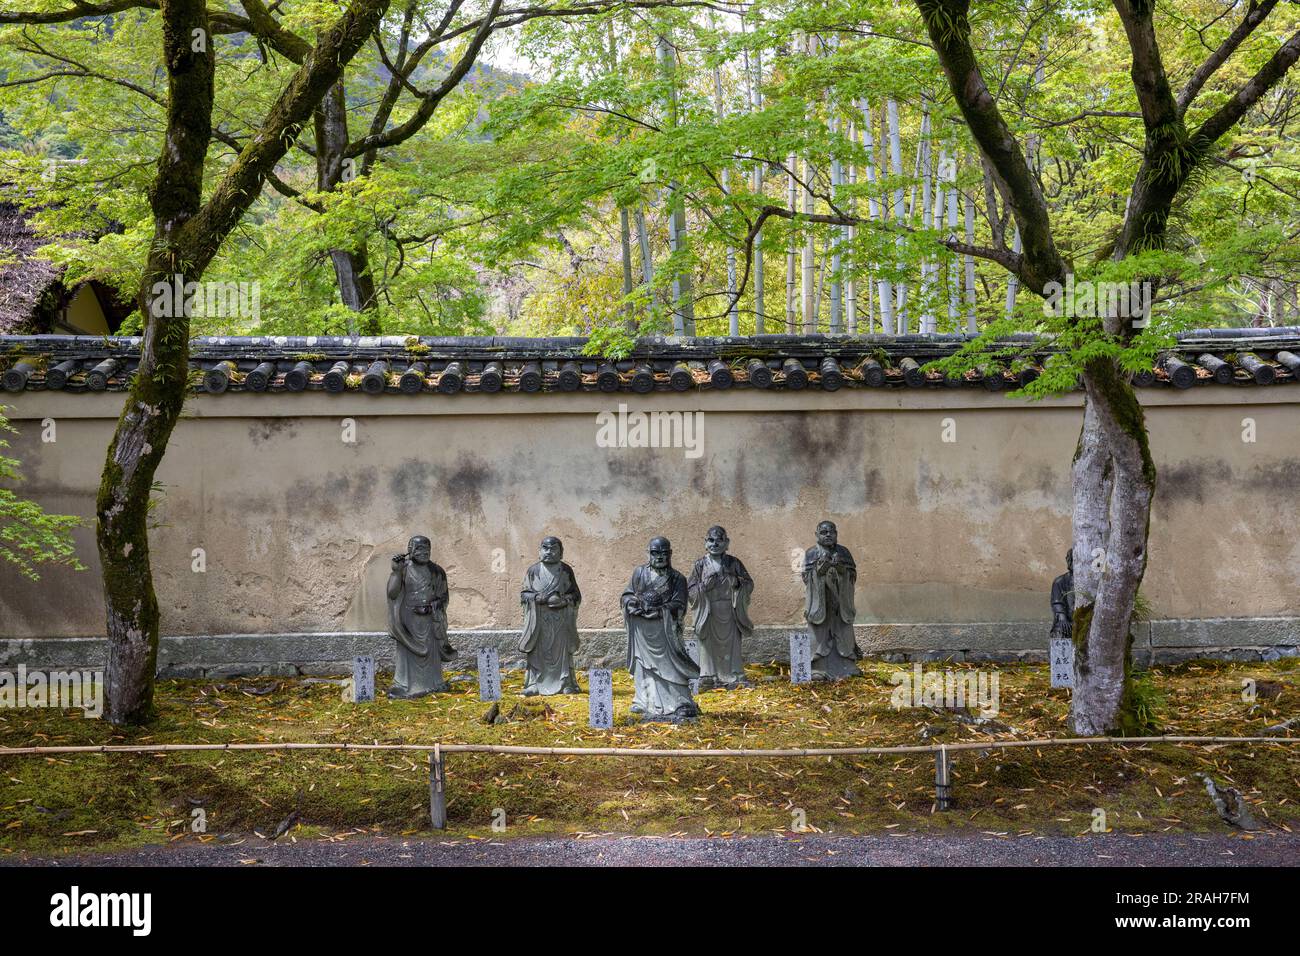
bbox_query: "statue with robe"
[518,536,582,696]
[622,536,700,722]
[1050,549,1075,640]
[802,520,862,681]
[687,526,754,690]
[386,535,455,698]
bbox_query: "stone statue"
[386,535,456,698]
[687,526,754,690]
[519,536,583,696]
[622,536,700,722]
[802,520,862,680]
[1050,549,1075,640]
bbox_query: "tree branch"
[913,0,1064,293]
[1177,0,1280,115]
[0,0,154,24]
[179,0,391,272]
[237,0,310,63]
[344,0,501,159]
[1193,28,1300,148]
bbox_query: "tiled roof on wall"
[2,328,1299,395]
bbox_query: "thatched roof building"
[0,199,130,336]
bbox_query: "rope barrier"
[0,734,1295,758]
[5,735,1292,829]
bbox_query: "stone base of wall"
[4,618,1296,678]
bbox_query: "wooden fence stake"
[935,746,952,811]
[430,744,447,830]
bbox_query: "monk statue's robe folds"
[802,544,862,680]
[387,557,454,698]
[1050,552,1075,641]
[687,554,754,688]
[519,560,582,695]
[622,565,699,721]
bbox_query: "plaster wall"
[2,388,1296,666]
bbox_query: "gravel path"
[7,831,1296,867]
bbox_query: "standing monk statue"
[386,535,455,698]
[803,520,862,681]
[519,536,583,696]
[622,536,700,722]
[1050,549,1075,640]
[687,526,754,690]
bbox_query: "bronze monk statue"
[622,536,700,722]
[1050,549,1075,640]
[687,526,754,690]
[386,535,455,698]
[519,536,582,696]
[803,520,862,681]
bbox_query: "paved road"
[7,831,1296,867]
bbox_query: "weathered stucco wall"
[2,387,1297,671]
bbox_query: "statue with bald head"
[386,535,455,698]
[621,536,699,722]
[518,536,583,695]
[1050,549,1075,640]
[687,525,754,690]
[802,520,862,680]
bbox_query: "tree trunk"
[618,206,636,333]
[96,0,390,724]
[98,264,196,723]
[329,247,379,329]
[98,0,214,724]
[316,78,378,333]
[1070,358,1155,735]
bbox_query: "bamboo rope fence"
[2,735,1295,827]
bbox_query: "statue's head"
[1065,548,1073,572]
[540,536,564,564]
[647,536,672,570]
[816,520,838,550]
[705,525,729,557]
[407,535,432,564]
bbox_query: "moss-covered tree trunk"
[96,0,391,724]
[1069,360,1154,735]
[97,0,213,724]
[97,266,198,723]
[919,0,1299,734]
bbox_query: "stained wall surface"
[1,388,1296,663]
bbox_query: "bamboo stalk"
[635,207,653,288]
[845,121,857,335]
[714,61,738,336]
[918,105,934,333]
[943,149,960,328]
[801,35,815,332]
[658,30,693,336]
[962,154,978,332]
[1004,226,1022,319]
[860,99,888,335]
[887,98,907,333]
[830,113,843,334]
[786,149,798,333]
[610,21,635,333]
[744,26,765,334]
[802,157,816,332]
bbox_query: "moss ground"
[1,658,1297,856]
